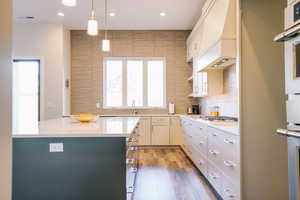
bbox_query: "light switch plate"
[49,143,64,152]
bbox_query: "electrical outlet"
[49,143,64,152]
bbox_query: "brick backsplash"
[199,65,239,118]
[71,30,197,115]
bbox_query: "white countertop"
[180,115,239,135]
[99,114,180,117]
[13,117,140,138]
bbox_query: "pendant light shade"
[62,0,77,7]
[102,0,111,51]
[87,11,98,36]
[102,39,110,52]
[87,0,98,36]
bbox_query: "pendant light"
[62,0,77,7]
[87,0,98,36]
[102,0,110,51]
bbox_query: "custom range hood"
[187,0,236,71]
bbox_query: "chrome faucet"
[132,100,138,115]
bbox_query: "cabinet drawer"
[220,132,240,163]
[208,127,223,145]
[222,176,240,200]
[207,161,223,194]
[152,117,169,125]
[207,145,223,168]
[221,159,240,184]
[194,156,208,177]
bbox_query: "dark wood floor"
[133,148,218,200]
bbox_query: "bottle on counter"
[209,106,220,117]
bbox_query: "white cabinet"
[170,117,183,145]
[136,116,185,146]
[137,117,151,146]
[187,0,236,70]
[151,117,170,145]
[192,55,224,97]
[180,116,240,200]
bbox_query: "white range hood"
[187,0,236,71]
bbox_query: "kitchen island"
[12,117,140,200]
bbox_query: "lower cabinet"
[137,117,151,145]
[136,116,183,146]
[151,117,170,145]
[180,116,240,200]
[170,117,184,145]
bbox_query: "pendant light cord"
[105,0,108,39]
[91,0,95,17]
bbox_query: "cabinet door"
[197,72,203,96]
[202,72,208,96]
[193,58,199,95]
[151,125,170,145]
[137,117,151,145]
[197,72,208,97]
[170,117,183,145]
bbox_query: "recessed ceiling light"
[62,0,77,7]
[57,12,65,17]
[160,12,166,17]
[109,12,116,17]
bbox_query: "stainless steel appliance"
[275,0,300,131]
[192,105,200,114]
[275,1,300,199]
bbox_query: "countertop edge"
[179,115,239,136]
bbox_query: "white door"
[13,60,40,133]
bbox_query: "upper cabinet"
[187,0,236,71]
[193,56,223,97]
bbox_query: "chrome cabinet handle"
[224,138,234,144]
[223,160,236,168]
[224,188,236,198]
[199,141,204,145]
[212,133,217,136]
[209,149,219,156]
[209,173,219,180]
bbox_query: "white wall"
[13,22,71,120]
[0,0,12,199]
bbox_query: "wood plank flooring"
[133,148,218,200]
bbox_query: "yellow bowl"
[73,114,97,123]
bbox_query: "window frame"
[103,57,166,109]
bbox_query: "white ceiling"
[14,0,205,30]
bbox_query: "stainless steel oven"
[275,0,300,131]
[275,1,300,200]
[288,136,300,200]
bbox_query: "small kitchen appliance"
[275,0,300,131]
[275,1,300,199]
[192,105,200,114]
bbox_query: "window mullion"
[143,59,148,107]
[123,58,127,107]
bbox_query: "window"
[13,59,40,132]
[103,57,166,108]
